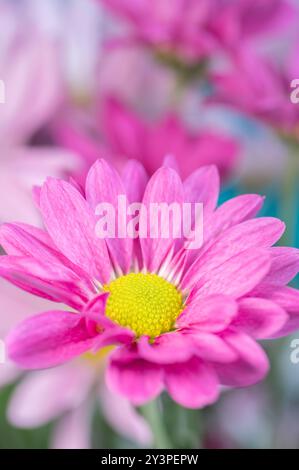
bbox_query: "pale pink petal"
[106,354,164,406]
[164,357,219,408]
[232,297,288,339]
[7,311,98,369]
[7,364,93,428]
[85,159,132,273]
[140,167,184,272]
[51,404,91,449]
[0,362,20,388]
[40,178,111,283]
[100,383,153,446]
[177,294,237,332]
[215,330,270,387]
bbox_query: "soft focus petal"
[7,364,93,428]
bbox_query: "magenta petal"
[85,160,133,274]
[106,354,164,406]
[7,311,98,369]
[40,178,111,283]
[122,159,148,203]
[138,333,194,364]
[140,167,184,272]
[215,330,269,387]
[187,331,238,363]
[164,357,219,409]
[177,294,237,332]
[0,223,54,256]
[232,297,288,339]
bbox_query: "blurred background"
[0,0,299,449]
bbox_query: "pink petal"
[232,297,288,339]
[7,311,98,369]
[186,331,238,363]
[51,404,91,449]
[0,256,88,309]
[205,194,264,241]
[140,167,184,272]
[138,333,194,364]
[190,248,271,299]
[259,247,299,286]
[99,383,153,446]
[177,294,237,332]
[182,217,284,290]
[102,97,146,159]
[40,178,111,283]
[106,353,164,406]
[215,330,269,387]
[183,165,219,213]
[85,160,133,273]
[7,364,93,428]
[263,286,299,337]
[0,223,54,256]
[122,159,148,203]
[164,357,219,408]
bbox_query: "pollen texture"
[103,273,183,338]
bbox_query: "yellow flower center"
[103,273,184,338]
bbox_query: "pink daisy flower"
[2,159,299,408]
[99,0,294,62]
[56,97,239,182]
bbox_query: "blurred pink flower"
[56,97,239,181]
[6,357,152,449]
[0,5,79,224]
[2,159,299,408]
[99,0,294,62]
[211,41,299,135]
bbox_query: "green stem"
[141,399,173,449]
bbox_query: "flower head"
[2,159,299,408]
[99,0,294,62]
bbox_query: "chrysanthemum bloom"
[211,39,299,138]
[56,97,239,182]
[2,159,299,408]
[99,0,294,63]
[0,3,79,224]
